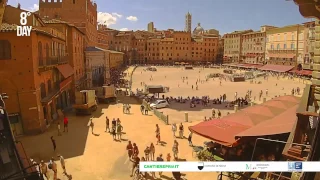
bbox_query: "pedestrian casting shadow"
[17,106,107,163]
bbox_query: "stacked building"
[0,2,124,135]
[223,23,316,70]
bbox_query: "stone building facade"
[302,21,315,70]
[265,24,305,67]
[38,0,98,47]
[0,19,73,134]
[84,47,124,87]
[241,27,266,64]
[224,30,253,63]
[97,28,219,64]
[43,19,87,102]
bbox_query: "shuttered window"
[0,40,11,60]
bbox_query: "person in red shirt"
[63,115,68,132]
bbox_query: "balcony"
[39,56,68,72]
[267,49,296,53]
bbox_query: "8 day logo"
[17,12,32,36]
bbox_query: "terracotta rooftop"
[43,19,71,24]
[43,19,85,34]
[0,23,50,36]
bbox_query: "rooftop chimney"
[17,3,20,9]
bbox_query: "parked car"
[150,100,169,109]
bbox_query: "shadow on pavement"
[17,105,107,163]
[108,154,132,180]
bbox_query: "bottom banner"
[139,161,319,172]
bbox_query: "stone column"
[263,97,266,103]
[234,105,239,113]
[185,112,188,122]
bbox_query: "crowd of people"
[124,124,184,180]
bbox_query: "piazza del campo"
[1,0,320,180]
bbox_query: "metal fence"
[153,108,169,125]
[142,99,169,125]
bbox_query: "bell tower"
[185,11,191,32]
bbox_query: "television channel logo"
[17,12,32,37]
[288,162,303,171]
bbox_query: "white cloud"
[126,16,138,22]
[26,4,39,12]
[119,28,129,31]
[97,12,123,26]
[112,13,122,18]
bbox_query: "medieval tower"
[38,0,98,47]
[185,11,191,32]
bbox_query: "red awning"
[57,64,74,78]
[259,64,294,72]
[262,99,296,109]
[224,111,270,127]
[296,70,312,76]
[189,119,249,147]
[241,105,284,118]
[236,105,298,137]
[273,95,301,103]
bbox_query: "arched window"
[40,83,46,99]
[46,43,49,65]
[277,44,280,50]
[38,41,43,66]
[0,40,12,60]
[283,44,287,50]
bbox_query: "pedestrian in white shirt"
[172,123,177,138]
[57,154,67,175]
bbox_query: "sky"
[8,0,309,35]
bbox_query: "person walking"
[172,140,179,159]
[40,160,49,179]
[57,154,67,175]
[126,141,133,159]
[57,122,61,136]
[155,124,160,145]
[111,126,116,140]
[172,123,177,138]
[144,146,150,161]
[156,154,164,177]
[179,123,184,139]
[150,143,155,161]
[140,105,145,115]
[105,116,110,133]
[51,136,56,152]
[50,157,58,180]
[218,110,221,119]
[112,118,117,129]
[116,123,123,140]
[133,143,139,157]
[167,153,171,161]
[188,132,193,146]
[63,115,68,132]
[90,119,94,134]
